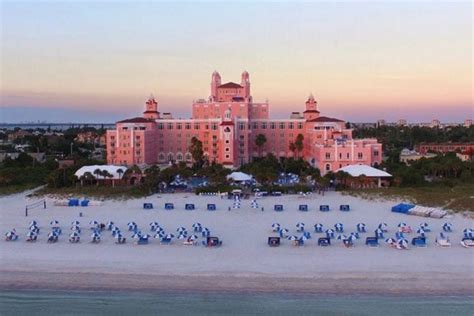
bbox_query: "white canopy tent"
[74,165,128,180]
[227,171,253,182]
[336,164,392,187]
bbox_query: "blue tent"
[320,205,330,212]
[80,199,89,207]
[339,205,350,211]
[185,203,195,210]
[298,205,308,212]
[411,236,427,247]
[207,204,216,211]
[274,205,283,212]
[143,203,153,209]
[165,203,174,210]
[68,199,79,207]
[391,203,415,214]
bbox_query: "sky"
[1,0,472,123]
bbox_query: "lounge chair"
[116,237,126,244]
[461,238,474,248]
[436,238,451,247]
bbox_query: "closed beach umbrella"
[50,220,59,227]
[287,235,298,241]
[71,220,80,226]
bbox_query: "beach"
[1,191,473,295]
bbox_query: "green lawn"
[342,184,474,213]
[0,183,43,196]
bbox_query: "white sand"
[0,191,473,294]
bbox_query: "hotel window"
[261,122,267,129]
[358,153,363,159]
[270,122,276,129]
[211,123,218,130]
[374,150,379,157]
[225,154,230,159]
[297,123,303,129]
[176,123,182,130]
[225,147,230,152]
[339,153,342,159]
[167,123,173,129]
[185,123,191,130]
[225,140,230,144]
[347,153,350,159]
[252,122,258,130]
[213,135,217,140]
[289,122,294,129]
[325,153,331,160]
[326,164,330,171]
[239,123,245,130]
[279,122,285,129]
[194,123,200,130]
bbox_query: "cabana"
[365,237,379,247]
[165,203,174,210]
[185,203,195,211]
[136,235,149,245]
[80,199,89,207]
[274,205,283,212]
[143,203,153,210]
[205,236,222,247]
[339,205,350,212]
[68,199,79,207]
[298,205,308,212]
[207,204,216,211]
[411,236,427,247]
[320,205,330,212]
[318,237,331,246]
[268,237,280,247]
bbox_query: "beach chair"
[160,237,172,245]
[136,237,149,245]
[411,237,427,247]
[116,236,126,244]
[319,205,330,212]
[69,236,80,243]
[365,237,379,247]
[47,235,58,243]
[318,237,331,246]
[207,204,216,211]
[165,203,174,210]
[460,238,474,248]
[268,237,280,247]
[143,203,153,210]
[298,205,308,212]
[342,239,353,248]
[435,234,451,247]
[339,205,350,212]
[274,205,283,212]
[185,203,195,211]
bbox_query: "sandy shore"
[1,191,473,294]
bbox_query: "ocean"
[0,290,472,315]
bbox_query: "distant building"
[397,119,407,126]
[430,119,440,128]
[106,71,383,174]
[416,143,474,155]
[399,148,436,164]
[377,119,386,127]
[465,119,473,127]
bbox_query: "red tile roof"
[117,117,155,123]
[218,82,243,89]
[307,116,344,123]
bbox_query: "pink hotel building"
[106,71,382,174]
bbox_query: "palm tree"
[289,142,297,158]
[102,170,114,187]
[255,134,267,158]
[116,168,124,180]
[93,168,102,186]
[295,134,304,158]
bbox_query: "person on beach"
[228,206,231,211]
[261,207,264,212]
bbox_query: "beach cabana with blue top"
[318,237,331,246]
[298,204,308,212]
[365,237,378,247]
[185,203,195,210]
[320,205,330,212]
[411,236,427,247]
[143,203,153,209]
[207,204,216,211]
[268,237,280,247]
[165,203,174,210]
[339,205,350,211]
[274,205,283,212]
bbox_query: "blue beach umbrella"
[131,232,142,239]
[71,220,80,226]
[154,232,164,239]
[442,223,452,232]
[177,227,187,233]
[385,237,396,244]
[70,231,80,238]
[188,235,199,241]
[325,229,335,238]
[337,234,348,240]
[397,238,408,248]
[314,223,324,232]
[374,228,384,238]
[350,232,360,239]
[164,233,174,239]
[48,231,58,238]
[416,227,425,234]
[303,231,311,239]
[279,228,289,238]
[378,223,388,231]
[26,231,37,238]
[272,223,281,232]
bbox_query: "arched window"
[167,153,174,161]
[185,153,192,161]
[224,127,231,133]
[158,153,165,161]
[176,153,183,161]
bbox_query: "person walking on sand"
[261,207,264,212]
[228,206,231,211]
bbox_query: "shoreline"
[1,270,473,296]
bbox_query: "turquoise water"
[0,290,472,315]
